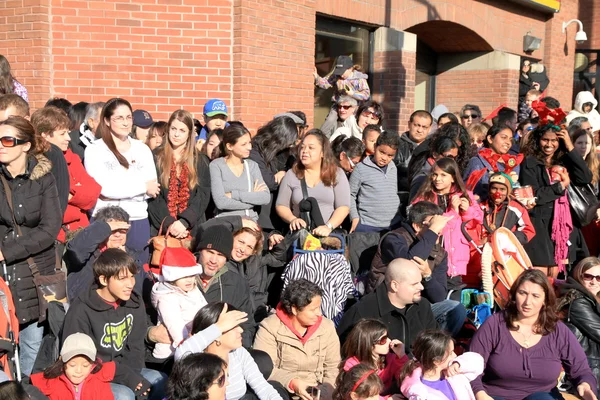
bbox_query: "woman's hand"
[215,303,248,333]
[389,339,405,358]
[0,250,4,262]
[445,362,461,377]
[450,195,461,212]
[350,218,359,233]
[274,171,286,185]
[475,391,494,400]
[268,233,284,250]
[253,180,267,193]
[195,139,205,152]
[313,66,319,78]
[559,170,571,190]
[556,128,575,152]
[532,82,540,90]
[289,379,314,400]
[242,218,260,231]
[312,225,332,237]
[148,324,172,344]
[459,197,470,213]
[577,382,598,400]
[290,217,307,231]
[169,220,188,238]
[107,220,131,232]
[146,180,161,198]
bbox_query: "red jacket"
[31,360,115,400]
[59,149,101,243]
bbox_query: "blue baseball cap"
[203,99,228,117]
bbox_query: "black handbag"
[0,175,67,323]
[566,183,599,227]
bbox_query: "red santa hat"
[159,247,203,282]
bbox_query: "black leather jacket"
[394,133,418,192]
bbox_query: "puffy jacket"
[394,133,419,192]
[253,312,340,395]
[566,91,600,132]
[558,277,600,391]
[60,148,101,243]
[31,361,116,400]
[0,155,61,324]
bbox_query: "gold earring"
[215,340,221,346]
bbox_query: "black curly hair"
[281,279,323,315]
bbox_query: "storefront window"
[573,50,599,108]
[314,17,373,128]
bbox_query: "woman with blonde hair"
[148,109,211,238]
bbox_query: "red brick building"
[0,0,595,132]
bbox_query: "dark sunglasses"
[338,105,355,110]
[361,110,381,119]
[583,273,600,283]
[461,114,479,120]
[0,136,29,148]
[374,334,388,346]
[213,374,226,388]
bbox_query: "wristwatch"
[423,275,432,282]
[326,222,334,230]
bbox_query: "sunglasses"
[213,374,226,388]
[0,136,29,148]
[583,273,600,283]
[526,126,535,131]
[338,105,355,110]
[461,114,479,120]
[374,334,389,346]
[361,110,381,119]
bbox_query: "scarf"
[275,304,322,345]
[551,191,572,271]
[167,160,190,218]
[478,148,523,175]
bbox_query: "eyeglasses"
[361,110,381,119]
[374,334,388,346]
[526,126,535,131]
[338,105,355,110]
[213,374,226,388]
[344,152,356,169]
[461,114,479,120]
[583,273,600,282]
[111,116,133,124]
[0,136,30,148]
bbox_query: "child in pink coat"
[151,247,207,359]
[399,330,483,400]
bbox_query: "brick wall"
[50,0,233,121]
[0,0,51,110]
[436,69,520,118]
[578,0,599,50]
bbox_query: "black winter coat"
[394,133,418,192]
[249,145,286,232]
[519,150,592,266]
[148,152,211,237]
[559,277,600,392]
[0,155,61,324]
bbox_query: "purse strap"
[0,174,41,278]
[300,177,312,228]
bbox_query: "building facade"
[0,0,594,132]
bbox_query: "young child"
[399,330,483,400]
[349,131,401,233]
[334,364,384,400]
[341,319,408,397]
[197,99,229,142]
[519,89,541,122]
[151,247,207,359]
[31,333,116,400]
[412,157,484,277]
[362,125,381,157]
[567,90,600,132]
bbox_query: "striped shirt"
[175,324,283,400]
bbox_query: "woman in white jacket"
[84,98,159,260]
[566,91,600,133]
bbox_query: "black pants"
[239,380,291,400]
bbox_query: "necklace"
[518,327,535,348]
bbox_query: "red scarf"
[167,161,190,218]
[276,304,322,345]
[478,148,523,175]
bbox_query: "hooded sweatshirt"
[567,91,600,132]
[62,284,148,390]
[31,361,116,400]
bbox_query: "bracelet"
[326,222,334,230]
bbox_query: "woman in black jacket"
[0,116,61,376]
[148,109,211,239]
[558,257,600,395]
[519,124,592,278]
[249,116,298,231]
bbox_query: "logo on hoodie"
[100,314,134,351]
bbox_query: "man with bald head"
[337,258,437,351]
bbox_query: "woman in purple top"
[0,55,28,103]
[469,269,597,400]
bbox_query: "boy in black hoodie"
[62,249,166,399]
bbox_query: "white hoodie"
[566,91,600,132]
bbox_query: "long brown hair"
[0,116,43,155]
[0,55,15,96]
[292,129,338,186]
[505,269,559,335]
[156,110,199,189]
[571,257,600,301]
[414,157,471,205]
[571,128,599,185]
[398,330,453,384]
[340,319,387,370]
[333,364,383,400]
[95,98,133,169]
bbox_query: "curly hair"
[167,353,228,400]
[280,279,323,315]
[521,124,568,164]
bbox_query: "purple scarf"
[551,191,572,271]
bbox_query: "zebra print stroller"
[282,233,355,325]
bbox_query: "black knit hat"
[196,225,233,259]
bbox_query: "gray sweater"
[349,156,401,227]
[209,157,270,221]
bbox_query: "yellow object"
[303,234,322,250]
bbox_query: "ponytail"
[398,358,420,386]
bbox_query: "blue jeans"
[19,320,44,376]
[110,368,167,400]
[126,218,150,264]
[431,299,467,337]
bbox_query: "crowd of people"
[1,53,600,400]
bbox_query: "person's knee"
[141,368,167,385]
[449,302,467,321]
[110,383,136,400]
[269,381,292,400]
[248,349,273,380]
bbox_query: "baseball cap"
[332,56,354,77]
[204,99,228,118]
[133,110,154,128]
[61,333,97,362]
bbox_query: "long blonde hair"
[156,110,198,189]
[571,128,599,186]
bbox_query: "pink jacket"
[343,352,408,395]
[400,352,484,400]
[413,190,483,276]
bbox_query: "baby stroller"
[0,262,20,381]
[282,232,355,325]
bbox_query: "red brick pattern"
[436,69,520,118]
